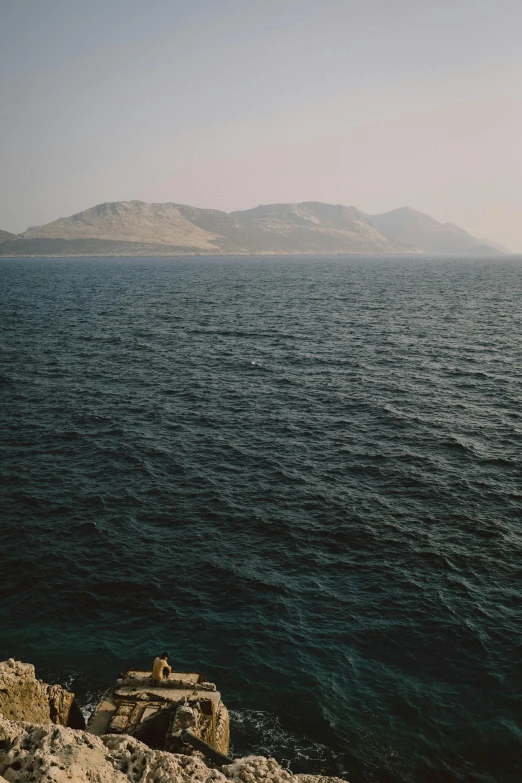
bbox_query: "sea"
[0,255,520,783]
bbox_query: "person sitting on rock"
[152,652,172,683]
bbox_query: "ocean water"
[0,255,521,783]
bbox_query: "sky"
[1,0,521,249]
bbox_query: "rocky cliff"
[0,662,347,783]
[0,660,83,729]
[0,718,343,783]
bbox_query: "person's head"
[161,652,168,660]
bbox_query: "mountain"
[368,207,503,255]
[230,202,408,253]
[0,229,16,242]
[0,201,506,256]
[21,201,223,249]
[0,201,412,256]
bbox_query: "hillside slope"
[21,201,221,249]
[230,202,409,253]
[369,207,502,255]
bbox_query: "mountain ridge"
[0,201,507,256]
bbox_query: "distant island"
[0,201,509,257]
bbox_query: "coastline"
[0,660,348,783]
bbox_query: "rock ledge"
[0,718,346,783]
[0,661,347,783]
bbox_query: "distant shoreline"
[0,200,510,256]
[0,252,513,260]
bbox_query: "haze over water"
[1,256,521,783]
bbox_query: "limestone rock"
[214,703,229,758]
[0,718,348,783]
[0,718,128,782]
[222,756,347,783]
[90,668,227,758]
[0,661,346,783]
[0,661,53,725]
[46,686,75,727]
[296,776,347,783]
[0,661,83,729]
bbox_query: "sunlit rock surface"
[0,718,347,783]
[0,662,347,783]
[87,669,229,757]
[0,661,83,728]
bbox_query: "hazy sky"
[1,0,521,248]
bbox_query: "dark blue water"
[1,256,521,783]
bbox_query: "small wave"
[481,456,516,467]
[441,436,474,453]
